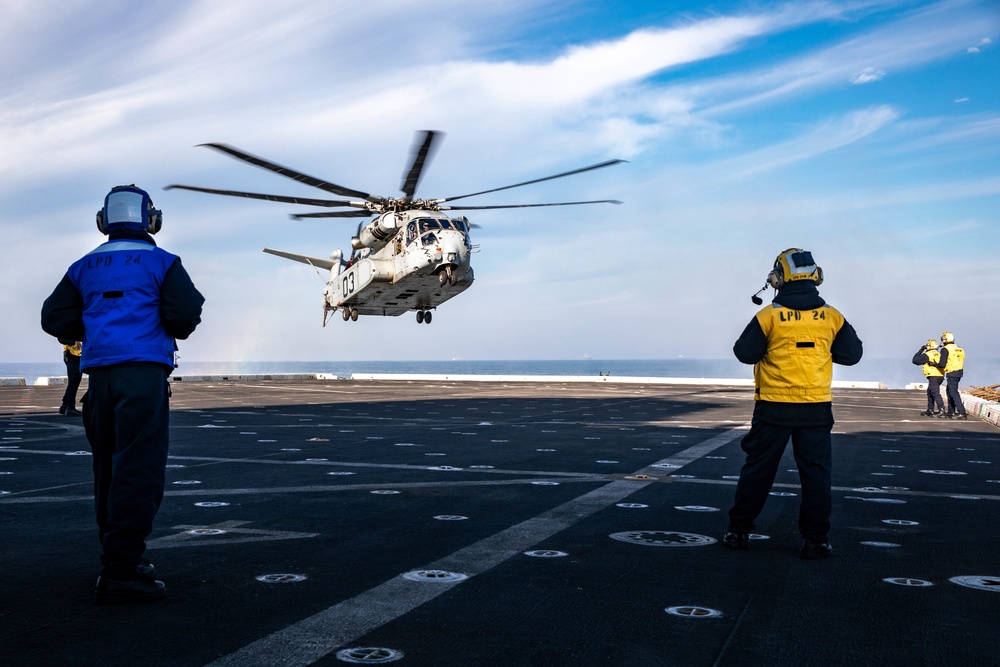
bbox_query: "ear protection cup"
[146,207,163,235]
[813,265,824,286]
[767,269,783,290]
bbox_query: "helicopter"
[165,131,623,325]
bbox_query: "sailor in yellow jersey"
[58,339,83,416]
[911,339,945,416]
[725,249,863,559]
[936,331,968,419]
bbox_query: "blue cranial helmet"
[96,185,162,235]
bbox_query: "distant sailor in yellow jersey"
[936,331,968,419]
[911,339,945,416]
[725,248,863,560]
[58,339,83,416]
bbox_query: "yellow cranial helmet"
[941,331,955,344]
[767,248,824,289]
[925,339,938,350]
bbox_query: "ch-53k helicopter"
[165,131,623,325]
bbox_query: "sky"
[2,0,998,370]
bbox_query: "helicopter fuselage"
[324,210,475,319]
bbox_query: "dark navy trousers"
[945,376,966,415]
[926,376,944,412]
[82,363,170,578]
[61,353,82,409]
[728,419,832,544]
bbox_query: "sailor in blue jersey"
[42,185,204,604]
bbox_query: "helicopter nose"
[439,237,466,265]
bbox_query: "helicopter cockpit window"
[451,218,468,233]
[438,219,453,230]
[406,221,417,245]
[421,232,437,246]
[418,219,441,233]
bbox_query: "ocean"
[3,358,998,390]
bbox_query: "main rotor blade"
[163,184,364,208]
[400,130,441,202]
[199,143,382,203]
[290,210,375,219]
[439,199,623,210]
[437,159,625,204]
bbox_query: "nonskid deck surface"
[1,380,997,666]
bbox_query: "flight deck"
[1,378,998,666]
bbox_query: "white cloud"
[851,66,885,84]
[470,15,773,107]
[968,36,993,53]
[954,97,970,103]
[723,105,901,177]
[694,3,998,116]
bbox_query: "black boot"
[723,532,750,550]
[95,574,166,604]
[800,540,834,560]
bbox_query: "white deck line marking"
[11,476,998,506]
[204,426,746,667]
[671,477,1000,501]
[0,478,605,505]
[204,384,356,394]
[166,455,601,477]
[147,520,319,549]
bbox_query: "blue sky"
[1,0,997,368]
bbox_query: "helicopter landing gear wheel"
[446,266,457,286]
[424,310,432,324]
[341,308,351,322]
[350,308,359,322]
[416,310,432,324]
[416,311,424,324]
[438,271,448,287]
